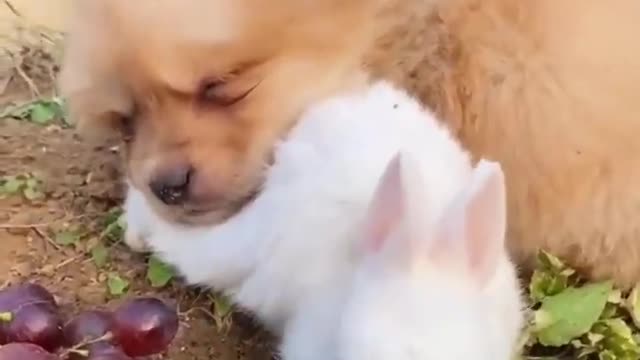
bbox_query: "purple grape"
[0,283,62,351]
[112,298,179,357]
[64,310,118,360]
[3,303,63,352]
[63,310,113,346]
[0,284,56,309]
[0,343,60,360]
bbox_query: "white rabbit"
[121,80,521,339]
[279,155,524,360]
[339,157,524,360]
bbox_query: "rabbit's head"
[338,153,522,360]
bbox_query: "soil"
[0,81,276,359]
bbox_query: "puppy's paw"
[124,227,150,253]
[122,185,154,253]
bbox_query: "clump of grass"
[521,251,640,360]
[0,96,67,126]
[98,209,178,292]
[0,0,65,100]
[0,172,44,200]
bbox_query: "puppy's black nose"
[149,165,193,205]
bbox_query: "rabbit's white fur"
[123,81,523,353]
[334,158,523,360]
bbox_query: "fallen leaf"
[0,176,23,194]
[146,256,175,288]
[594,318,640,359]
[55,230,80,246]
[107,273,129,296]
[534,281,613,347]
[624,285,640,328]
[91,243,109,268]
[29,102,57,124]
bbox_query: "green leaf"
[597,318,640,359]
[624,285,640,328]
[25,177,39,188]
[4,103,32,119]
[55,230,80,246]
[537,249,569,272]
[107,273,129,296]
[22,176,44,200]
[599,349,616,360]
[0,176,23,194]
[608,289,623,304]
[529,269,570,303]
[116,212,127,228]
[146,256,175,288]
[212,294,233,318]
[102,208,123,226]
[600,303,621,320]
[534,281,613,347]
[587,332,606,346]
[529,250,578,303]
[91,243,109,268]
[29,102,58,125]
[574,340,598,359]
[101,210,125,242]
[22,186,44,200]
[209,293,235,333]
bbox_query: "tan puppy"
[59,0,640,287]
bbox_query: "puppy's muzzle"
[149,163,193,205]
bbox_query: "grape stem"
[59,332,114,359]
[0,312,11,322]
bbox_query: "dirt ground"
[0,75,275,360]
[0,2,276,357]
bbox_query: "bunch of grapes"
[0,283,179,360]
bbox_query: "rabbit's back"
[232,81,475,328]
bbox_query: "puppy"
[59,0,640,287]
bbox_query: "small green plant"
[90,243,109,268]
[1,97,67,126]
[54,229,81,247]
[523,251,640,359]
[100,208,126,243]
[0,173,44,200]
[209,293,234,333]
[146,256,175,288]
[82,208,127,270]
[107,273,130,297]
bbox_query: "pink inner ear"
[427,160,506,283]
[362,153,407,253]
[462,160,507,284]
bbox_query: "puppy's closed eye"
[197,70,261,108]
[198,80,239,106]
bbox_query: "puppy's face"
[60,0,375,225]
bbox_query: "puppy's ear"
[60,72,133,140]
[60,82,133,141]
[57,3,132,140]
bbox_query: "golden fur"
[59,0,640,287]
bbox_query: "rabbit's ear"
[361,153,407,253]
[433,160,507,285]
